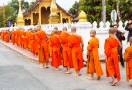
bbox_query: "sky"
[0,0,79,10]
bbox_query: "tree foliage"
[69,0,132,23]
[8,0,29,16]
[68,1,79,18]
[0,5,15,27]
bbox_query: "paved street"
[0,43,132,90]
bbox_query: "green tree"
[8,0,29,15]
[0,5,15,27]
[81,0,102,23]
[29,2,35,8]
[0,10,3,27]
[68,1,79,18]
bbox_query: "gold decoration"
[49,0,59,24]
[17,0,24,26]
[79,10,87,22]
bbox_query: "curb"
[0,41,39,64]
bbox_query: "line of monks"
[0,25,132,87]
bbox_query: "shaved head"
[71,27,76,32]
[109,28,115,34]
[36,25,41,30]
[54,26,58,30]
[62,27,67,31]
[52,29,57,34]
[90,30,96,34]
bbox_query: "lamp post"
[0,4,5,27]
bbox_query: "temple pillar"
[31,12,33,25]
[68,17,70,23]
[39,7,41,24]
[60,11,62,23]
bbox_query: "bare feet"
[72,74,78,76]
[65,71,71,74]
[54,68,59,71]
[111,79,118,86]
[87,77,94,80]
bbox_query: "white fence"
[0,21,130,60]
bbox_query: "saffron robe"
[68,34,84,70]
[50,34,62,67]
[124,46,132,82]
[86,37,103,77]
[60,32,73,68]
[104,36,121,81]
[37,30,49,63]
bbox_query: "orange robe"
[86,37,103,77]
[15,30,19,45]
[4,32,9,42]
[34,33,40,54]
[30,33,35,54]
[50,34,62,67]
[124,46,132,82]
[24,31,30,49]
[104,36,121,81]
[57,31,62,36]
[68,34,84,70]
[11,31,15,44]
[60,32,73,68]
[17,29,21,45]
[2,31,5,41]
[37,30,49,63]
[48,33,54,57]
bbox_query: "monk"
[124,37,132,87]
[54,26,62,36]
[37,25,49,68]
[47,32,54,57]
[50,30,62,70]
[11,29,15,44]
[34,29,40,55]
[68,27,84,76]
[30,30,36,55]
[60,27,73,74]
[86,30,103,80]
[4,30,10,43]
[104,28,122,86]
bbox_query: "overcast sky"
[0,0,79,10]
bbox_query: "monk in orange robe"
[86,30,103,80]
[24,30,30,49]
[1,31,4,40]
[11,29,15,44]
[104,28,122,86]
[50,30,62,70]
[54,26,62,36]
[60,27,73,74]
[37,25,49,68]
[15,30,18,45]
[68,27,84,76]
[124,37,132,87]
[34,30,40,55]
[4,30,9,42]
[30,31,36,55]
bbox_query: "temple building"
[23,0,73,25]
